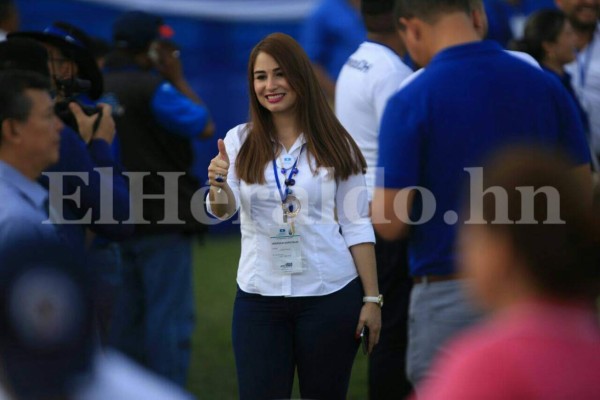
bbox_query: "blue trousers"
[232,278,362,400]
[86,241,124,346]
[108,233,195,387]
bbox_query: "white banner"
[76,0,318,21]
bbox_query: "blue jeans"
[86,241,123,345]
[108,233,195,387]
[232,278,363,400]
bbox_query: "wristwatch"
[363,295,384,308]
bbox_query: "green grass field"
[188,234,369,399]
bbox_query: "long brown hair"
[236,32,366,184]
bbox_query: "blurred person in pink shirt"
[416,147,600,400]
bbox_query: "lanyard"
[578,37,595,89]
[272,144,305,204]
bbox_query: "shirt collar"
[364,40,401,60]
[542,66,571,84]
[429,40,502,65]
[0,160,48,210]
[273,133,307,154]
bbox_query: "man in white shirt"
[335,1,413,398]
[557,0,600,159]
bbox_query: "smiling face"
[252,51,298,116]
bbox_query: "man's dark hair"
[394,0,471,24]
[0,37,50,78]
[0,71,50,144]
[364,13,397,33]
[468,0,482,9]
[363,0,396,32]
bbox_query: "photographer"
[5,22,133,259]
[103,10,214,386]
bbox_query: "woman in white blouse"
[207,33,381,400]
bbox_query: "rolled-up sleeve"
[336,172,375,247]
[151,82,209,138]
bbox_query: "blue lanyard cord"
[578,37,595,89]
[273,144,305,204]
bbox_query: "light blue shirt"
[0,161,59,246]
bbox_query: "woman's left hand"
[355,302,382,355]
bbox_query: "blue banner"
[15,0,314,232]
[76,0,317,21]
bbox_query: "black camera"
[54,77,102,136]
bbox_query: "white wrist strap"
[363,296,379,303]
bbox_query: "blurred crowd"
[0,0,598,399]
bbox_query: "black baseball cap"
[113,10,174,52]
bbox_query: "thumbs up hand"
[217,138,229,163]
[208,139,230,187]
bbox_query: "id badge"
[270,225,303,274]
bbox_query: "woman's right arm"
[207,138,238,219]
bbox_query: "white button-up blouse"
[207,124,375,297]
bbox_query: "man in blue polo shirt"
[373,0,591,387]
[301,0,366,102]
